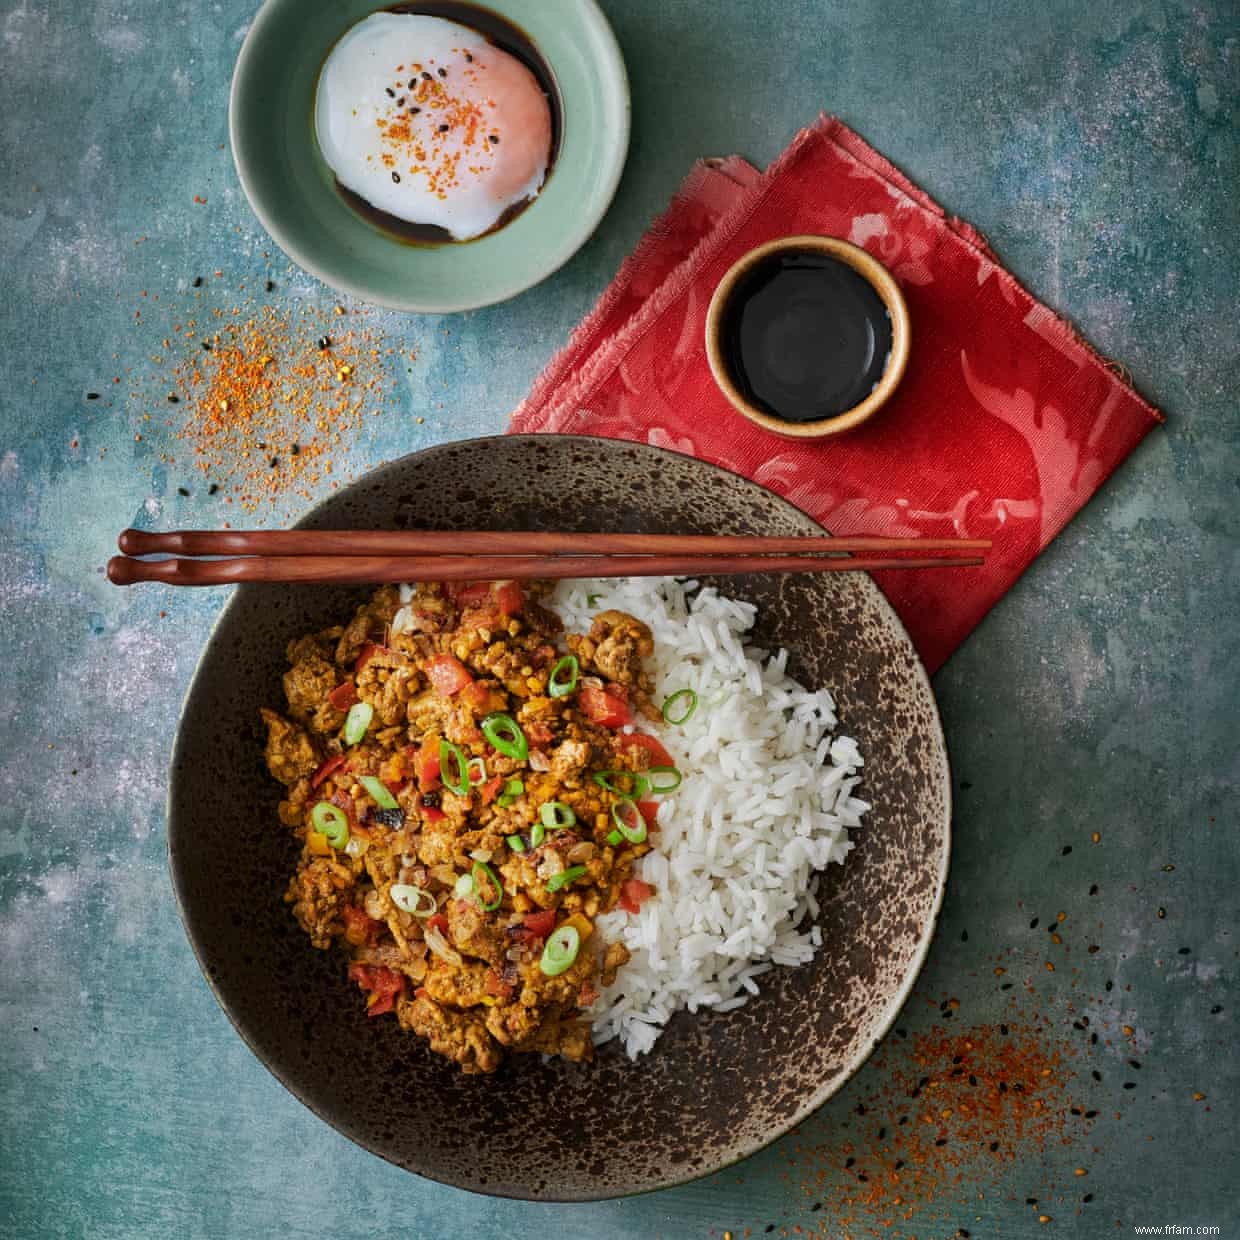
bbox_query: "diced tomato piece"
[524,722,554,746]
[578,982,600,1007]
[328,680,360,710]
[341,904,382,947]
[636,800,661,829]
[348,962,404,1016]
[330,789,356,820]
[310,753,348,790]
[422,805,447,823]
[426,654,474,697]
[353,642,383,674]
[450,582,493,608]
[495,580,524,616]
[426,913,449,935]
[414,735,441,790]
[618,878,655,914]
[480,775,504,805]
[522,909,557,940]
[578,685,632,728]
[620,732,675,768]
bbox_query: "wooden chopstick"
[117,528,992,558]
[107,551,985,587]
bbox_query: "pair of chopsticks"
[107,528,991,587]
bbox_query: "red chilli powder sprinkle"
[779,1022,1090,1238]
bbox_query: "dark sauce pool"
[324,1,562,247]
[720,250,893,423]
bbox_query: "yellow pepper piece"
[562,913,593,942]
[307,830,331,856]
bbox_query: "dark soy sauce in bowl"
[721,250,894,423]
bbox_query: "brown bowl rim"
[704,234,911,439]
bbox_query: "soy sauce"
[328,1,562,247]
[720,251,893,422]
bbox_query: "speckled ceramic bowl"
[229,0,629,312]
[168,435,950,1200]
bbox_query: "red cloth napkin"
[510,116,1163,673]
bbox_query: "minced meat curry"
[262,579,674,1073]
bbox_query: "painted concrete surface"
[0,0,1236,1236]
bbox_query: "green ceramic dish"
[230,0,630,312]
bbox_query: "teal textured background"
[0,1,1236,1236]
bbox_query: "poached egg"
[315,13,553,242]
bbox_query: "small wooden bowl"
[705,235,911,440]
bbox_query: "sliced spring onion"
[453,873,476,900]
[547,654,580,699]
[496,777,524,809]
[539,924,581,976]
[358,775,398,809]
[425,925,462,966]
[390,884,436,917]
[593,769,652,797]
[481,713,528,761]
[539,801,577,830]
[586,593,602,607]
[646,766,682,794]
[310,801,350,849]
[471,860,503,912]
[506,835,527,853]
[343,701,373,746]
[545,865,587,894]
[439,739,469,796]
[467,756,489,787]
[606,829,623,846]
[611,797,647,844]
[661,688,699,725]
[530,822,546,849]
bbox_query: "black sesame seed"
[438,123,450,132]
[437,67,447,77]
[878,1126,886,1139]
[1071,1106,1081,1115]
[269,456,279,468]
[953,1055,963,1064]
[855,1103,866,1115]
[1083,1193,1094,1203]
[392,172,401,183]
[207,483,219,495]
[192,276,203,287]
[385,87,395,98]
[1092,1070,1102,1082]
[1128,1059,1141,1069]
[1157,907,1166,919]
[1062,845,1073,855]
[1105,980,1114,992]
[291,443,300,456]
[961,929,969,942]
[960,778,973,789]
[1089,884,1099,895]
[1085,1109,1098,1118]
[959,1230,971,1238]
[201,341,212,350]
[465,52,473,62]
[265,279,275,292]
[989,1140,999,1151]
[177,486,189,496]
[318,336,331,350]
[1026,1198,1038,1205]
[934,1138,947,1147]
[86,392,100,400]
[895,1158,904,1168]
[919,1076,930,1087]
[1087,944,1100,954]
[1000,1024,1009,1036]
[422,71,433,80]
[1091,1032,1098,1045]
[1001,982,1014,990]
[810,1202,822,1212]
[999,1082,1008,1093]
[969,1074,977,1086]
[844,1157,855,1168]
[410,107,421,115]
[857,1172,869,1182]
[167,393,179,403]
[1123,1081,1136,1090]
[1210,1004,1223,1014]
[1074,1020,1086,1030]
[408,78,416,89]
[1030,917,1040,929]
[1162,863,1175,872]
[488,133,500,143]
[943,1008,953,1019]
[397,96,406,106]
[765,1227,775,1235]
[1178,946,1191,955]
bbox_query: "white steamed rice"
[548,577,869,1060]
